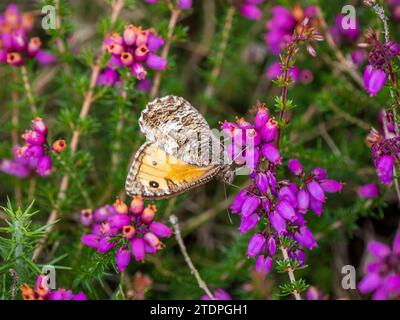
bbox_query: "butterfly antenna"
[223,181,233,224]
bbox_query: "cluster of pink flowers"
[81,197,172,271]
[362,31,399,97]
[223,104,342,275]
[264,5,318,55]
[367,128,399,186]
[0,118,66,178]
[97,24,167,92]
[0,4,55,67]
[358,231,400,300]
[21,275,87,300]
[239,0,265,21]
[144,0,192,10]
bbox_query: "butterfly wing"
[139,95,222,167]
[126,142,221,199]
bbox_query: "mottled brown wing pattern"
[125,142,221,199]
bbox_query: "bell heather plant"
[1,0,400,302]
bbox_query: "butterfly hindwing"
[126,142,221,199]
[139,95,221,167]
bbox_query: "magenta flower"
[178,0,192,10]
[358,232,400,300]
[98,24,166,91]
[202,289,232,300]
[240,2,263,21]
[264,5,317,54]
[329,15,360,45]
[116,247,131,271]
[247,233,266,257]
[255,255,273,276]
[376,155,394,185]
[21,275,87,300]
[364,65,387,96]
[0,118,63,179]
[306,286,325,300]
[81,197,172,269]
[266,62,299,82]
[0,5,55,68]
[225,103,342,277]
[357,184,379,199]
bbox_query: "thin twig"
[169,214,215,299]
[317,8,364,87]
[200,6,235,113]
[279,245,302,300]
[32,0,125,262]
[150,8,181,99]
[20,65,37,114]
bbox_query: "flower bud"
[149,221,172,238]
[247,233,266,257]
[238,214,259,234]
[254,106,269,131]
[130,237,145,261]
[141,204,156,224]
[255,255,273,276]
[320,179,342,193]
[262,143,282,164]
[131,63,147,80]
[377,155,394,185]
[276,200,296,222]
[241,195,260,217]
[144,232,163,250]
[27,37,42,56]
[294,226,317,249]
[145,53,167,70]
[36,155,52,176]
[356,184,379,199]
[22,130,45,145]
[288,159,304,176]
[307,180,325,202]
[261,118,277,142]
[97,237,115,254]
[269,211,286,234]
[114,198,129,214]
[297,190,310,214]
[230,189,249,213]
[52,139,67,153]
[267,237,276,256]
[108,213,130,229]
[80,209,93,226]
[255,172,268,194]
[135,30,149,47]
[81,234,99,249]
[147,34,165,51]
[32,117,48,136]
[116,247,131,271]
[123,24,137,46]
[130,195,144,215]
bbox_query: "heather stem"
[169,214,215,300]
[20,65,37,114]
[280,245,302,300]
[150,8,181,99]
[200,6,236,113]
